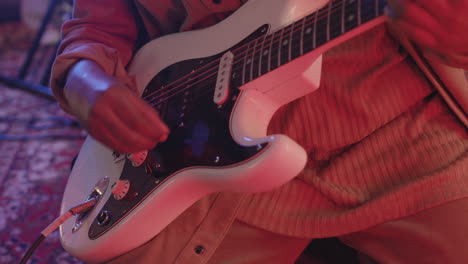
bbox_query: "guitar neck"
[233,0,387,85]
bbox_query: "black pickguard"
[88,25,270,239]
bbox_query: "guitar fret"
[230,63,243,90]
[258,34,267,77]
[278,27,284,68]
[300,17,305,56]
[279,25,292,65]
[327,3,331,42]
[288,25,293,62]
[266,34,273,73]
[358,0,362,25]
[360,0,377,23]
[344,0,358,32]
[313,11,318,48]
[378,0,386,16]
[250,39,257,80]
[315,6,328,47]
[232,47,244,86]
[291,19,303,60]
[376,0,379,18]
[270,30,281,71]
[242,0,388,82]
[341,0,346,34]
[240,48,246,85]
[329,0,344,40]
[241,43,252,84]
[302,14,314,54]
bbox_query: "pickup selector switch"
[127,150,148,167]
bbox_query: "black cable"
[19,235,45,264]
[18,198,98,264]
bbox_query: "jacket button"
[194,245,205,255]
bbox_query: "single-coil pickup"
[213,52,234,106]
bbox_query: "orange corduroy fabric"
[51,0,468,250]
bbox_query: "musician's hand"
[385,0,468,68]
[64,60,169,154]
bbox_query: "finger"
[385,0,405,18]
[99,86,169,144]
[398,1,441,36]
[103,109,160,152]
[90,102,159,153]
[425,49,468,68]
[87,110,130,153]
[411,0,452,18]
[386,1,443,40]
[137,97,170,137]
[388,18,438,50]
[88,119,128,153]
[118,91,170,141]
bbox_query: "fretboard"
[233,0,386,85]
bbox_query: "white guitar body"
[60,0,386,262]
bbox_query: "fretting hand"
[386,0,468,68]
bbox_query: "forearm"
[50,0,139,112]
[63,59,120,123]
[386,0,468,70]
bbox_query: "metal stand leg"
[0,0,61,101]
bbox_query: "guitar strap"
[389,28,468,129]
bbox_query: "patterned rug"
[1,18,467,264]
[0,22,86,264]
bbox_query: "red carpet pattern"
[1,21,467,264]
[0,23,86,264]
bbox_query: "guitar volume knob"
[111,179,131,200]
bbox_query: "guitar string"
[142,0,347,105]
[143,0,384,107]
[144,0,386,108]
[143,0,382,107]
[150,21,333,108]
[141,0,352,103]
[146,0,383,109]
[142,0,374,106]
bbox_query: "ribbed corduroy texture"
[236,25,468,238]
[51,0,468,240]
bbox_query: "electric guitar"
[60,0,387,262]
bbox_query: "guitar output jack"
[97,211,111,226]
[72,176,110,233]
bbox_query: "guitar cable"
[19,197,98,264]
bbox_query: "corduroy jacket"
[50,1,468,262]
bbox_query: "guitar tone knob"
[111,179,131,200]
[127,150,148,167]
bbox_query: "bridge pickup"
[213,51,234,106]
